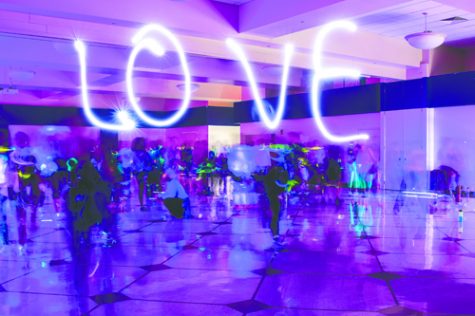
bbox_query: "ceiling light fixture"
[177,83,199,92]
[405,12,446,50]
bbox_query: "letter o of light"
[126,24,191,127]
[311,20,369,143]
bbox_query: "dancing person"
[131,137,152,210]
[159,168,190,219]
[198,151,218,196]
[67,160,109,243]
[323,145,343,205]
[254,151,289,243]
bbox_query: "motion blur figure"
[322,145,343,205]
[67,160,110,243]
[198,150,218,195]
[6,132,40,253]
[0,154,8,247]
[347,144,365,193]
[10,132,45,210]
[131,137,152,209]
[51,158,69,213]
[147,145,165,199]
[254,151,289,242]
[180,146,193,178]
[160,168,190,219]
[0,195,7,247]
[217,152,230,196]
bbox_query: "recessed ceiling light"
[176,83,199,92]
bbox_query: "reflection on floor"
[0,192,474,315]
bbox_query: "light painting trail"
[310,20,369,143]
[75,20,369,142]
[74,40,137,131]
[227,39,294,131]
[126,24,192,128]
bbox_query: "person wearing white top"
[160,169,191,218]
[160,179,188,199]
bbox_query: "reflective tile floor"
[1,193,475,315]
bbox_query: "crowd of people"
[0,131,380,251]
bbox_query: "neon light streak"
[226,39,294,130]
[74,40,136,131]
[18,170,32,180]
[126,24,191,127]
[311,20,369,143]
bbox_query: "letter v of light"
[227,39,294,130]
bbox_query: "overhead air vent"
[441,16,468,25]
[177,83,199,92]
[0,87,19,95]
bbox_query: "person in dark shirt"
[254,151,288,241]
[131,137,152,209]
[68,160,108,239]
[198,151,218,195]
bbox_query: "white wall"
[208,126,240,154]
[240,114,380,148]
[381,108,429,191]
[434,105,475,190]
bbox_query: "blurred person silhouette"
[147,145,166,199]
[253,150,289,242]
[0,150,9,247]
[10,132,45,211]
[429,165,460,211]
[323,145,343,205]
[0,195,7,248]
[51,158,69,213]
[98,142,122,205]
[347,144,366,195]
[216,151,231,196]
[117,148,134,199]
[11,153,44,252]
[181,145,194,179]
[393,179,407,215]
[67,160,109,243]
[131,137,152,210]
[159,168,190,219]
[198,150,218,195]
[10,132,44,254]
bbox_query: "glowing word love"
[74,20,369,142]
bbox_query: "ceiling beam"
[239,0,415,37]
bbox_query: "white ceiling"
[355,0,475,42]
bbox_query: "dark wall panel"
[428,71,475,107]
[4,71,475,128]
[234,84,380,123]
[321,84,380,116]
[207,106,236,126]
[381,78,427,111]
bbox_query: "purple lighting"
[1,1,475,315]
